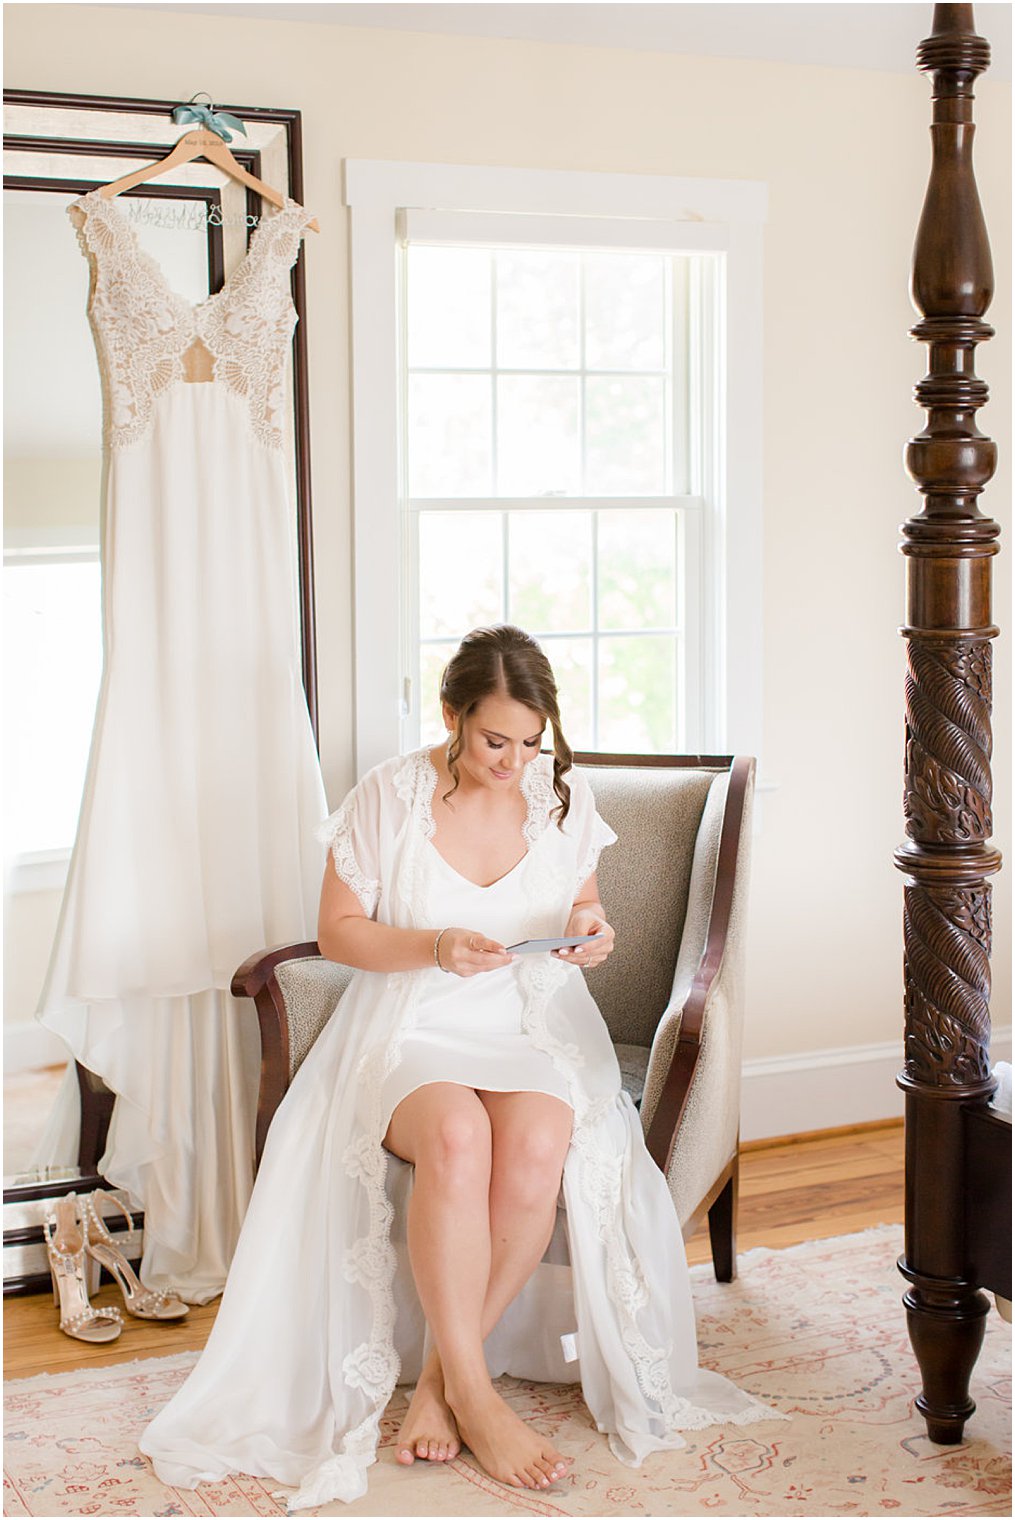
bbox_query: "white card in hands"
[507,934,604,954]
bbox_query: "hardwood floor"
[4,1120,904,1381]
[686,1119,906,1263]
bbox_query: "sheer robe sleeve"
[315,769,385,918]
[567,769,618,897]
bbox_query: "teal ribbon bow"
[172,100,248,143]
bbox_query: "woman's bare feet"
[446,1377,571,1490]
[396,1353,461,1464]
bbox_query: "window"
[406,235,715,754]
[3,550,102,877]
[347,162,765,775]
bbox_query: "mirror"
[2,91,317,1224]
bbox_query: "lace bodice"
[69,191,312,452]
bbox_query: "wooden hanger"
[96,125,320,233]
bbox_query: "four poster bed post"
[896,2,1010,1444]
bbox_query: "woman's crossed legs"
[383,1083,573,1490]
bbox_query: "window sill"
[5,850,71,895]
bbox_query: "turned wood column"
[895,2,1001,1445]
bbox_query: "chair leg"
[75,1061,115,1174]
[707,1157,739,1282]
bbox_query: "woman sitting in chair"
[141,624,773,1509]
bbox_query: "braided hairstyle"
[439,625,573,825]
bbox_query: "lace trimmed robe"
[140,749,780,1508]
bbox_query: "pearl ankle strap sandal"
[83,1191,189,1321]
[45,1194,123,1345]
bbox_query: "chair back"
[275,957,355,1081]
[578,760,727,1050]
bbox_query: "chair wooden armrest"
[643,755,754,1176]
[231,940,323,1165]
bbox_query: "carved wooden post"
[895,2,1000,1444]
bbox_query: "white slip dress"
[34,192,327,1301]
[140,748,782,1508]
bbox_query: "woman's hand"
[554,903,615,969]
[436,927,514,978]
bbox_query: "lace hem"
[670,1395,788,1433]
[573,1124,685,1423]
[280,1447,371,1511]
[575,784,618,893]
[328,757,438,1502]
[316,806,380,916]
[604,1394,786,1470]
[519,817,699,1436]
[521,754,555,847]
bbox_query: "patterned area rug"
[4,1226,1010,1517]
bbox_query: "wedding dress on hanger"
[36,191,327,1302]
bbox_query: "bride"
[141,624,776,1509]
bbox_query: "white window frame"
[345,160,766,778]
[3,534,101,892]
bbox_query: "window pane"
[597,508,677,631]
[545,637,594,751]
[671,257,691,496]
[508,510,591,633]
[3,559,102,855]
[585,254,666,371]
[419,511,503,639]
[497,376,580,496]
[409,375,492,497]
[418,640,457,744]
[402,241,706,758]
[496,251,579,370]
[598,636,676,753]
[585,376,667,495]
[408,247,491,369]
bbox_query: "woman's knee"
[488,1103,572,1210]
[414,1091,492,1184]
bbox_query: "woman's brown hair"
[439,625,573,825]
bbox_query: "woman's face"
[444,693,545,793]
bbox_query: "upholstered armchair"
[233,754,755,1281]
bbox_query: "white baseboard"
[741,1026,1013,1143]
[7,1013,1012,1145]
[4,1021,70,1074]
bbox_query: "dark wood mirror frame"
[2,88,319,1267]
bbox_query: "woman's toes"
[397,1447,414,1465]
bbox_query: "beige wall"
[4,458,101,532]
[5,5,1010,1073]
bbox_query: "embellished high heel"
[45,1194,123,1344]
[83,1190,189,1321]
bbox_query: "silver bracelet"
[434,927,451,972]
